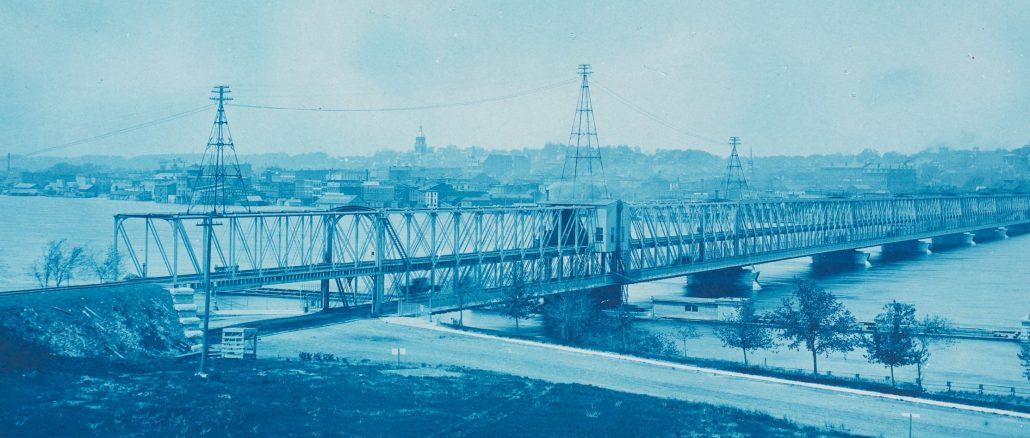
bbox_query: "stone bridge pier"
[811,250,869,270]
[973,227,1007,243]
[1006,223,1030,236]
[686,267,759,296]
[930,232,974,251]
[880,240,930,259]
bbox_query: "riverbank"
[438,319,1030,414]
[259,318,1030,437]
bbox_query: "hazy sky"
[3,1,1030,158]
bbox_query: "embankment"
[0,284,187,371]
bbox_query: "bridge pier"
[880,240,929,259]
[811,250,869,270]
[1007,223,1030,236]
[589,284,625,309]
[930,232,974,251]
[320,280,331,311]
[973,227,1007,243]
[687,267,758,296]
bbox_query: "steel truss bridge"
[114,195,1030,314]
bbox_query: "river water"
[3,195,1029,387]
[629,236,1030,330]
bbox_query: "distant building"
[361,181,395,208]
[482,154,530,180]
[423,190,438,209]
[10,182,39,196]
[152,181,177,203]
[315,193,357,208]
[413,126,429,154]
[389,166,414,182]
[817,164,917,194]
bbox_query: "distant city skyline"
[3,1,1030,158]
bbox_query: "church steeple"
[414,125,428,154]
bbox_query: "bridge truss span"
[624,195,1030,282]
[114,195,1030,313]
[114,204,617,311]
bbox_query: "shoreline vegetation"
[439,320,1030,414]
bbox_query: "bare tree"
[499,265,536,335]
[89,244,123,283]
[772,279,857,376]
[864,301,918,387]
[715,300,775,367]
[31,239,87,288]
[675,325,702,357]
[542,291,595,343]
[912,314,954,390]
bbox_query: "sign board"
[391,348,407,355]
[222,328,258,359]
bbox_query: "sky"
[3,1,1030,158]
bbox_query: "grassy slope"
[0,357,858,437]
[0,284,186,369]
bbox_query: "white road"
[260,318,1029,437]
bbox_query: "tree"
[675,325,702,357]
[89,244,123,283]
[912,314,954,390]
[31,239,87,288]
[499,265,536,335]
[715,301,775,367]
[542,291,595,343]
[1019,342,1030,383]
[772,279,857,376]
[864,301,918,387]
[453,278,481,327]
[609,304,636,351]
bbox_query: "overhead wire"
[12,76,723,159]
[20,104,215,157]
[591,80,724,147]
[227,79,578,113]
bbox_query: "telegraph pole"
[197,213,221,377]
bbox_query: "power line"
[591,80,724,146]
[226,79,577,113]
[20,104,215,157]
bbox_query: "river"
[4,195,1029,387]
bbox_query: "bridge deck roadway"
[153,217,1030,291]
[6,217,1027,296]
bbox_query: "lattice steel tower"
[559,64,609,202]
[188,85,250,214]
[721,136,749,200]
